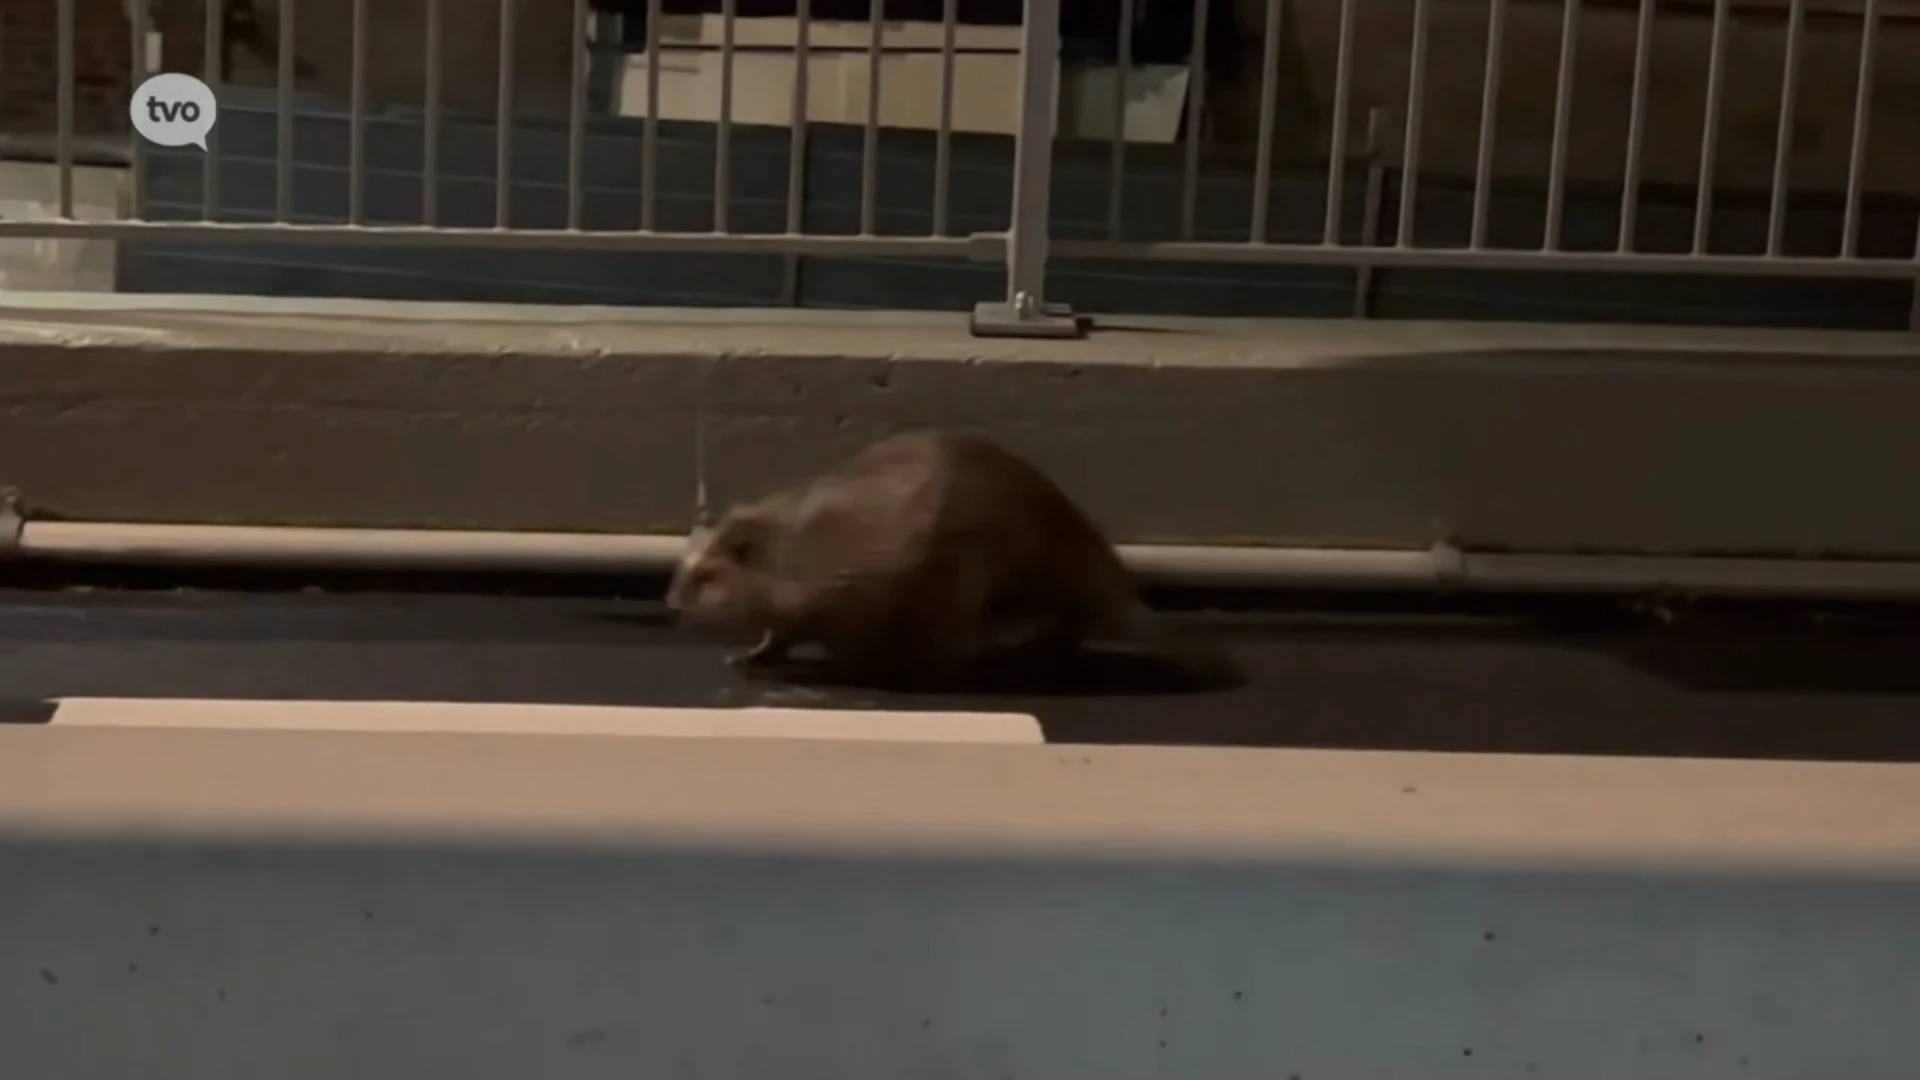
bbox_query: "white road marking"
[44,698,1044,745]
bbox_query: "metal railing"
[3,0,1918,337]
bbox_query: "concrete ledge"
[4,727,1920,1079]
[7,726,1920,869]
[37,697,1044,744]
[6,292,1920,556]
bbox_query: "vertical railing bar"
[1000,0,1064,314]
[1617,0,1654,252]
[1840,0,1879,259]
[1469,0,1506,250]
[1249,0,1283,244]
[786,0,812,237]
[1910,198,1920,328]
[1543,0,1579,252]
[349,0,367,225]
[1764,0,1806,258]
[129,0,150,220]
[781,0,811,300]
[276,0,297,222]
[1353,108,1384,317]
[715,0,736,233]
[1397,0,1432,249]
[567,0,588,231]
[642,0,662,232]
[201,0,222,219]
[496,0,518,229]
[1322,0,1356,245]
[1105,0,1136,240]
[1179,0,1211,239]
[861,0,883,236]
[1911,171,1920,327]
[56,0,75,219]
[1908,178,1920,326]
[932,0,958,236]
[424,0,443,225]
[1692,0,1730,255]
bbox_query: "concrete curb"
[30,698,1044,744]
[4,731,1920,1079]
[4,293,1920,557]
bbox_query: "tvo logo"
[129,72,219,151]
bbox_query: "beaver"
[665,428,1242,691]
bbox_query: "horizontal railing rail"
[2,0,1915,333]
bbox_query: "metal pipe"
[1840,0,1881,259]
[17,523,686,574]
[202,0,223,219]
[1106,0,1137,240]
[1543,0,1580,252]
[350,0,369,225]
[127,0,149,219]
[1468,0,1507,251]
[424,0,445,225]
[717,0,737,234]
[1397,0,1433,249]
[1321,0,1356,245]
[1765,0,1807,258]
[567,0,589,231]
[1179,0,1211,240]
[1617,0,1654,252]
[276,0,298,223]
[933,0,959,237]
[17,522,1920,601]
[1693,0,1731,255]
[999,0,1065,311]
[861,0,884,237]
[641,0,663,232]
[56,0,75,219]
[495,0,518,230]
[1249,0,1283,244]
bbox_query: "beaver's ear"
[689,498,757,554]
[714,504,776,563]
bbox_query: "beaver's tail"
[1108,600,1247,691]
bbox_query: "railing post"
[970,0,1085,338]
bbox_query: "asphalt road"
[1,587,1918,761]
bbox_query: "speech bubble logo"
[129,72,219,151]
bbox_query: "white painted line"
[45,698,1044,745]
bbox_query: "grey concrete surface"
[5,291,1920,556]
[4,726,1920,1080]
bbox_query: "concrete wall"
[4,727,1920,1080]
[5,295,1920,558]
[120,99,1920,329]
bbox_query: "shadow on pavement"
[3,586,1920,764]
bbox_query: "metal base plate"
[969,301,1088,340]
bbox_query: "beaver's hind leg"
[729,626,797,668]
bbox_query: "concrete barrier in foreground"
[2,723,1918,1079]
[6,293,1920,558]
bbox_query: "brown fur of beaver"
[666,428,1243,691]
